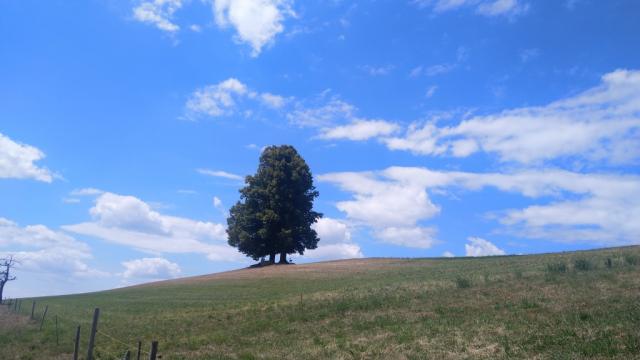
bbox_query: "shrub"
[624,254,639,266]
[574,258,594,271]
[546,262,567,274]
[455,277,472,289]
[605,258,613,269]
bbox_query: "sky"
[1,0,639,297]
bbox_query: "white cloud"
[213,196,223,208]
[318,170,441,249]
[185,78,249,118]
[321,166,640,246]
[0,132,53,182]
[318,119,400,141]
[260,92,287,108]
[374,226,437,249]
[185,78,288,120]
[465,237,505,256]
[133,0,183,33]
[213,0,295,56]
[384,69,640,165]
[319,170,440,228]
[304,218,363,259]
[0,218,104,278]
[197,168,244,181]
[122,257,181,279]
[442,251,455,257]
[312,218,351,244]
[288,94,401,142]
[63,192,241,262]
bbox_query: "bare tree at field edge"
[0,255,17,303]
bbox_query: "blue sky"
[1,0,639,297]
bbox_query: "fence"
[1,298,160,360]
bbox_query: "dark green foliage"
[574,258,594,271]
[455,277,472,289]
[605,258,613,269]
[227,145,322,261]
[546,262,567,274]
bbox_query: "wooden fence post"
[17,300,21,314]
[39,305,48,330]
[30,301,36,320]
[55,315,59,345]
[149,341,158,360]
[87,308,100,360]
[73,325,81,360]
[136,341,142,360]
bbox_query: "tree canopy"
[227,145,322,264]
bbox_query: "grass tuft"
[455,276,472,289]
[624,254,639,266]
[546,262,567,274]
[574,258,594,271]
[605,257,613,269]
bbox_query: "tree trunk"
[0,281,4,304]
[279,252,288,264]
[268,253,276,264]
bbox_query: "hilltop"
[1,246,639,359]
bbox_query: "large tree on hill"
[227,145,322,264]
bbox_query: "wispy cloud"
[360,65,395,76]
[132,0,183,33]
[185,78,287,120]
[197,169,244,181]
[318,119,400,141]
[385,69,640,165]
[414,0,528,18]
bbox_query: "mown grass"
[1,246,640,359]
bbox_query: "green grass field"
[2,246,640,359]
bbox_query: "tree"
[0,256,17,303]
[227,145,322,264]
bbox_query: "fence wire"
[4,301,154,358]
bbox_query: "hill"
[1,246,640,359]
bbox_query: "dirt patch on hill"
[133,258,424,288]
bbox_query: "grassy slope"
[1,246,640,359]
